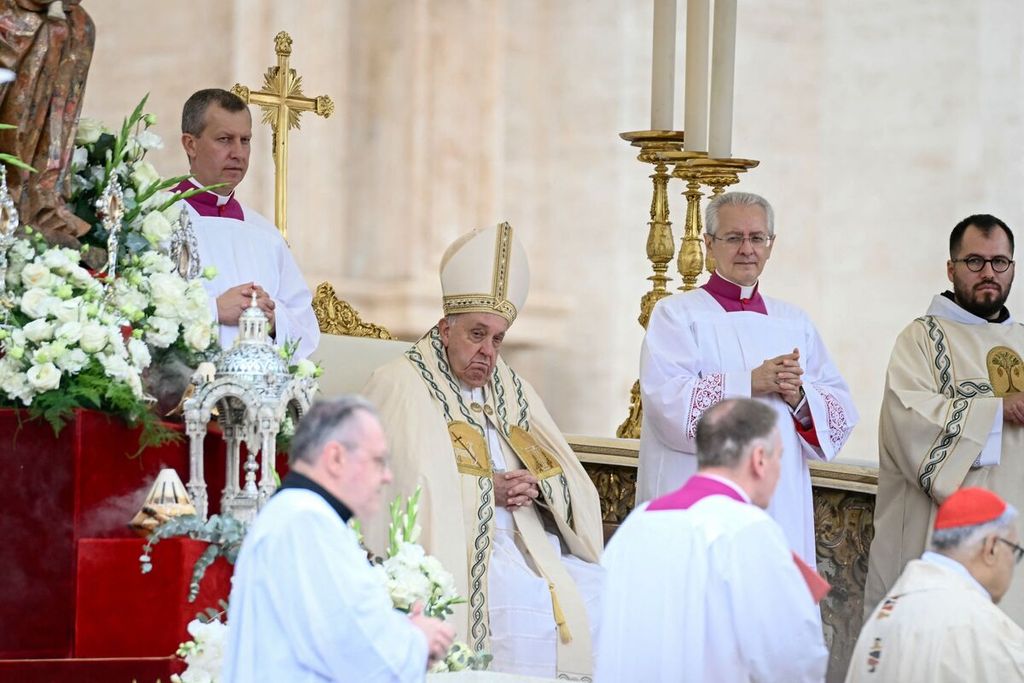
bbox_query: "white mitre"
[440,221,530,325]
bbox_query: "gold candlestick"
[616,130,685,439]
[654,150,709,291]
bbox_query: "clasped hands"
[1004,392,1024,425]
[494,469,540,511]
[751,347,804,409]
[408,601,455,665]
[217,282,276,329]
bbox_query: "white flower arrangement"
[171,615,228,683]
[0,96,220,445]
[0,229,216,445]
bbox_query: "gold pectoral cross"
[231,31,334,240]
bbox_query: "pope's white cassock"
[866,294,1024,623]
[363,223,604,680]
[848,553,1024,682]
[638,272,858,564]
[223,473,428,683]
[597,473,828,683]
[175,180,320,359]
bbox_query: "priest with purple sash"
[637,191,858,565]
[174,88,319,359]
[597,398,828,682]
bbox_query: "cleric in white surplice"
[223,397,454,682]
[637,191,858,565]
[597,398,828,683]
[174,88,320,359]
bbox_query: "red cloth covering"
[0,408,284,659]
[0,655,182,682]
[75,538,231,658]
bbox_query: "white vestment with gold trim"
[866,295,1024,623]
[362,329,604,679]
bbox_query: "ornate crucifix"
[231,31,334,240]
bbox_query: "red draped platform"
[1,408,284,681]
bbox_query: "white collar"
[714,271,757,299]
[920,551,991,599]
[925,293,1014,325]
[187,177,235,206]
[695,472,752,504]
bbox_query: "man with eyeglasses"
[637,191,858,567]
[867,213,1024,627]
[223,396,455,682]
[849,488,1024,681]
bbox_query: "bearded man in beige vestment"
[866,214,1024,626]
[849,488,1024,682]
[362,222,604,680]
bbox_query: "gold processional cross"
[231,31,334,241]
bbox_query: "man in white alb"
[174,88,319,358]
[598,398,828,682]
[223,396,454,682]
[638,191,858,564]
[362,222,604,680]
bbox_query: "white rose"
[0,368,33,404]
[162,201,186,225]
[294,359,317,378]
[141,210,174,246]
[20,262,52,289]
[127,371,143,399]
[148,272,187,310]
[26,362,61,392]
[66,265,95,288]
[140,250,174,274]
[41,248,74,272]
[127,338,152,369]
[79,322,109,353]
[19,288,54,319]
[100,353,132,382]
[183,322,213,352]
[53,298,83,324]
[146,316,179,348]
[55,321,83,344]
[135,129,163,151]
[22,319,54,342]
[130,160,160,192]
[70,146,89,173]
[75,118,104,145]
[56,348,88,373]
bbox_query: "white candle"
[650,0,677,130]
[708,0,737,159]
[683,0,710,152]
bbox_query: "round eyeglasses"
[951,256,1014,273]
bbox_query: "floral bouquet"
[69,95,217,268]
[377,487,492,673]
[0,229,212,446]
[171,612,228,683]
[0,96,220,445]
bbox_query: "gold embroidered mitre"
[440,222,530,325]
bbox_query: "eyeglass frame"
[950,256,1015,273]
[706,233,776,249]
[997,537,1024,565]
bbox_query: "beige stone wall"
[77,1,1024,464]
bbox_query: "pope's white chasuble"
[362,328,604,679]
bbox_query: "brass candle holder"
[616,131,685,439]
[617,138,760,441]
